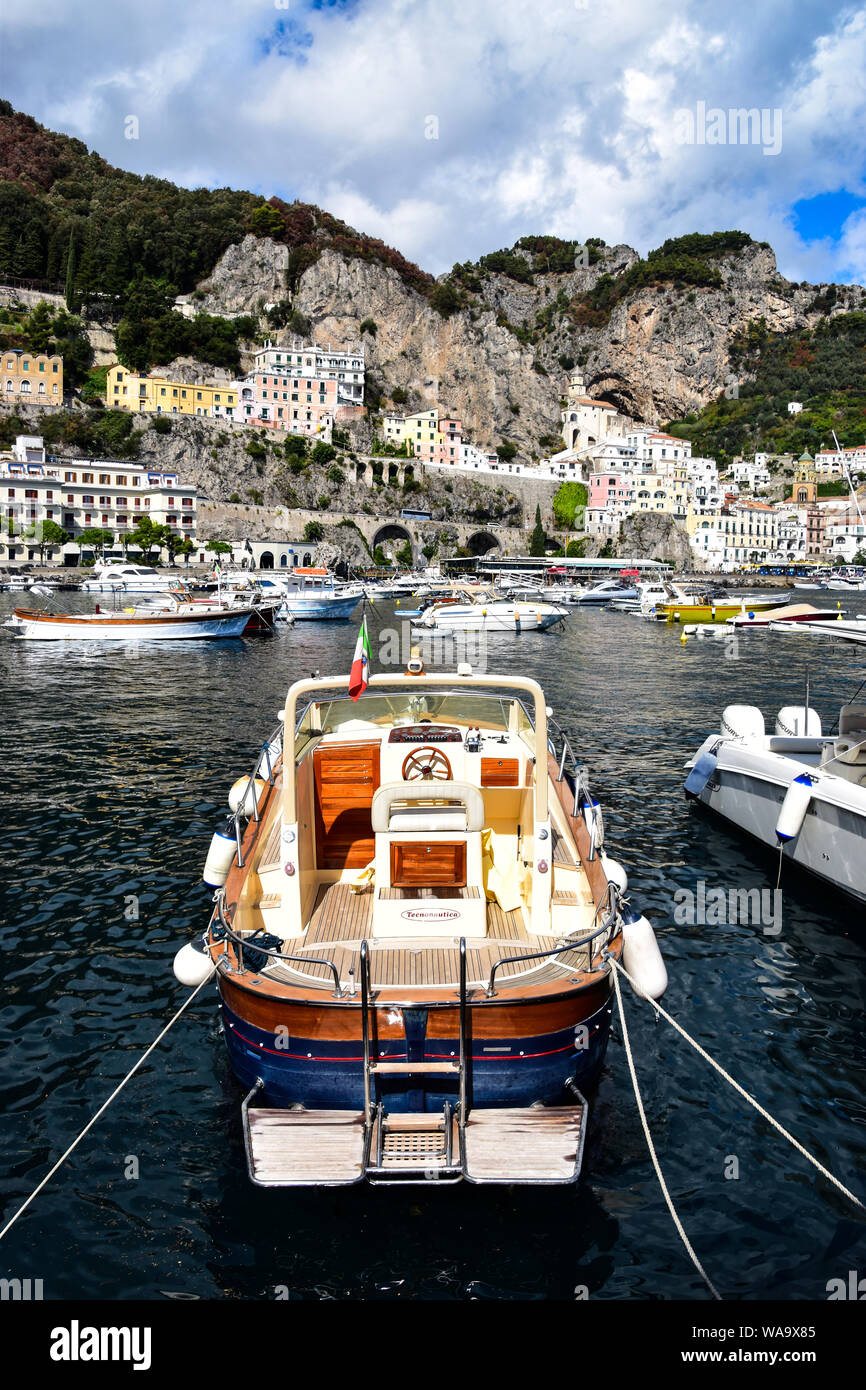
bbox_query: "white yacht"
[413,585,568,633]
[80,563,178,595]
[577,578,640,606]
[685,699,866,904]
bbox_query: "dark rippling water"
[1,588,864,1302]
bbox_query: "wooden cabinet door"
[314,742,380,869]
[390,841,467,888]
[480,756,519,786]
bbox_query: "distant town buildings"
[237,339,365,439]
[0,434,198,566]
[104,338,366,443]
[560,369,629,451]
[3,349,63,405]
[381,407,465,464]
[107,366,237,419]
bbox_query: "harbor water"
[1,590,864,1301]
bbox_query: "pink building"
[588,472,633,508]
[238,370,338,438]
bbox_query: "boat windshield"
[297,689,534,741]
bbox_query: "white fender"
[582,798,605,850]
[203,825,237,887]
[775,773,814,841]
[600,852,628,892]
[621,910,667,999]
[228,776,267,818]
[173,939,214,987]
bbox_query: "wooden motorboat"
[726,602,846,628]
[662,595,787,624]
[6,595,254,640]
[175,656,667,1187]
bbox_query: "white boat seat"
[371,781,485,833]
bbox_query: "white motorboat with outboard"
[685,696,866,903]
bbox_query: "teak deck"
[262,882,595,991]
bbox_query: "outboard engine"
[720,705,765,741]
[775,706,821,737]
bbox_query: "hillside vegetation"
[666,311,866,467]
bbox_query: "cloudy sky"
[2,0,866,284]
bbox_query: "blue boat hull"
[220,995,613,1111]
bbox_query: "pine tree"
[65,231,78,311]
[0,225,12,279]
[529,504,547,557]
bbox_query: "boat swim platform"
[243,1095,587,1187]
[256,882,599,993]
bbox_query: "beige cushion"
[371,780,485,833]
[388,809,468,831]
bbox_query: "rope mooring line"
[610,963,722,1300]
[0,964,217,1244]
[610,956,864,1213]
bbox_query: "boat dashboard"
[387,723,464,744]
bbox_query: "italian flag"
[348,614,371,701]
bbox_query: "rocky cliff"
[193,233,866,463]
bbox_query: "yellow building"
[2,350,63,405]
[106,366,237,419]
[630,467,691,520]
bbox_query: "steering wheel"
[402,747,452,781]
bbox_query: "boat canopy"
[283,672,548,822]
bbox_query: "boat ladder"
[241,939,587,1187]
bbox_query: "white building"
[250,338,365,407]
[729,458,771,489]
[560,369,630,452]
[787,402,803,415]
[823,508,866,562]
[0,436,199,566]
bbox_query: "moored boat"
[684,697,866,903]
[413,585,567,633]
[279,567,362,621]
[176,656,665,1186]
[661,595,787,623]
[6,599,253,640]
[79,562,180,594]
[726,602,846,628]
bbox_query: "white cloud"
[1,0,864,283]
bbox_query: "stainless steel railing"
[211,890,344,998]
[484,885,621,998]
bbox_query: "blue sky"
[1,0,865,284]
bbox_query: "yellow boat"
[662,597,785,624]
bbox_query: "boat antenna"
[804,664,809,731]
[831,429,865,529]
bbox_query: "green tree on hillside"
[553,480,588,529]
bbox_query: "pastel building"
[238,367,337,437]
[250,340,365,408]
[689,499,778,570]
[107,366,237,419]
[2,350,63,405]
[0,435,198,565]
[381,408,464,463]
